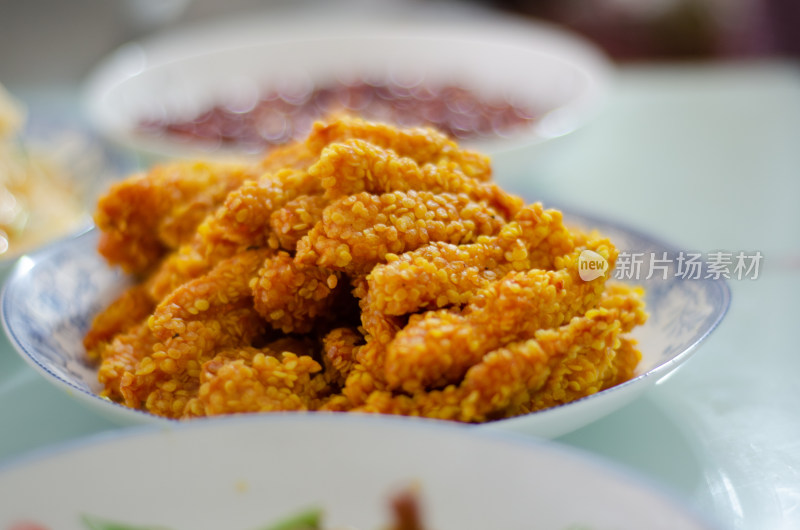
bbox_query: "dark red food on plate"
[138,79,542,152]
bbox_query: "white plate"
[83,3,613,164]
[0,210,730,437]
[0,414,721,530]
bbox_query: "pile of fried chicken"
[84,116,647,421]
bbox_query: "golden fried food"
[146,168,324,299]
[187,348,325,417]
[95,161,256,274]
[251,251,340,333]
[121,248,271,417]
[83,284,155,361]
[365,202,574,316]
[381,235,617,393]
[355,283,646,422]
[306,117,492,180]
[85,115,647,422]
[268,193,328,251]
[310,138,521,217]
[295,190,506,274]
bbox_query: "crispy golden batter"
[95,161,254,274]
[367,242,501,316]
[525,283,647,411]
[353,338,552,422]
[311,138,521,217]
[381,237,617,393]
[306,116,492,180]
[268,193,328,251]
[355,282,646,422]
[147,169,323,299]
[120,248,270,417]
[83,284,155,361]
[507,202,576,270]
[295,190,506,274]
[86,116,647,422]
[186,349,324,417]
[251,251,340,333]
[364,202,575,316]
[96,322,158,402]
[199,169,323,249]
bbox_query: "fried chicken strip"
[364,203,575,316]
[186,348,324,417]
[83,283,155,361]
[295,190,506,274]
[382,236,619,393]
[355,283,645,422]
[251,251,341,333]
[306,115,492,180]
[310,138,521,218]
[119,248,271,417]
[147,169,322,299]
[526,282,647,411]
[95,161,254,273]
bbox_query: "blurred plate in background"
[83,4,613,178]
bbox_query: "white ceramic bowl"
[0,414,721,530]
[83,4,613,172]
[0,209,730,438]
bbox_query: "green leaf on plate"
[80,513,173,530]
[255,507,323,530]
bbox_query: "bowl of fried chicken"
[1,117,729,437]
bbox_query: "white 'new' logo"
[578,250,608,281]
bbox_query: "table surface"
[1,58,799,530]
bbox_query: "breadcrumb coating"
[306,115,492,180]
[320,327,362,388]
[295,190,506,274]
[382,237,617,393]
[310,138,521,217]
[95,161,254,274]
[251,251,340,333]
[87,116,647,422]
[120,248,271,417]
[96,322,158,402]
[188,349,323,417]
[268,193,328,251]
[83,284,155,361]
[147,169,323,299]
